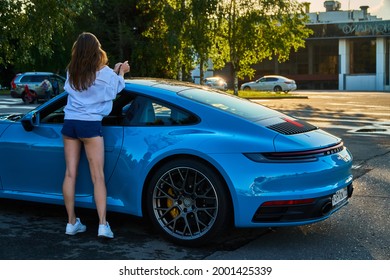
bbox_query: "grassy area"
[0,89,9,95]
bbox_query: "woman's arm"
[114,61,130,77]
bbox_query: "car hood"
[197,112,341,154]
[273,129,341,152]
[0,113,24,137]
[0,113,24,122]
[257,116,341,152]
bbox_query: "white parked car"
[240,75,297,92]
[204,77,228,90]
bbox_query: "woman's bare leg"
[62,136,82,225]
[81,136,107,225]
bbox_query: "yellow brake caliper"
[167,188,179,218]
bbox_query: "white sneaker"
[65,218,86,235]
[98,222,114,238]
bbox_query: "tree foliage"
[189,0,219,84]
[1,0,312,90]
[213,0,312,94]
[136,0,194,80]
[0,0,92,74]
[81,0,142,75]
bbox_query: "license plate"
[332,187,348,206]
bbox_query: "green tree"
[0,1,19,67]
[213,0,312,94]
[188,0,219,84]
[137,0,193,80]
[0,0,92,74]
[1,0,313,88]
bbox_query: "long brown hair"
[67,32,108,91]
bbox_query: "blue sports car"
[0,79,353,246]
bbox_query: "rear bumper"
[209,148,353,228]
[252,183,353,223]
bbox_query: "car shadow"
[0,198,268,260]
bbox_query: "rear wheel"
[242,86,251,91]
[146,158,231,246]
[273,85,282,92]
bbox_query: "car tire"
[273,86,282,92]
[146,158,231,246]
[242,86,251,91]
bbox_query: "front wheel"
[146,158,231,246]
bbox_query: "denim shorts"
[61,119,103,139]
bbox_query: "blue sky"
[297,0,390,20]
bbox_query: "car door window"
[20,76,33,83]
[40,91,198,127]
[125,96,198,126]
[40,96,68,124]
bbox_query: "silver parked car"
[241,75,297,92]
[10,72,65,103]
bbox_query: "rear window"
[178,89,276,121]
[20,75,45,83]
[20,76,32,83]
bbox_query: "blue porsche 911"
[0,79,353,246]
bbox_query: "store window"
[350,39,376,74]
[313,40,338,74]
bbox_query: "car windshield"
[178,88,276,121]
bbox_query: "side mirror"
[21,113,37,132]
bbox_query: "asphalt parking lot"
[0,91,389,260]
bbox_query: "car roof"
[205,77,223,80]
[262,75,290,79]
[264,75,283,78]
[21,72,55,75]
[125,78,199,94]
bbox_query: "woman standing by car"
[61,32,130,238]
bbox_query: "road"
[0,91,389,260]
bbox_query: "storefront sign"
[308,20,390,38]
[340,22,390,36]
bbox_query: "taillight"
[244,142,344,163]
[10,77,17,89]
